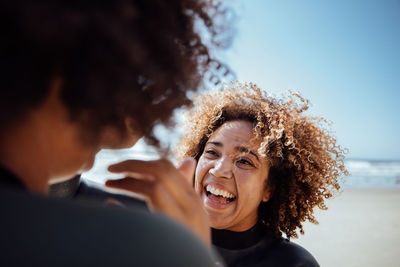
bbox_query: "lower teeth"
[207,192,235,203]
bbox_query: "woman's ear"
[262,179,275,202]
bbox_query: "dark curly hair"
[176,82,348,239]
[0,0,232,146]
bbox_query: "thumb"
[178,157,196,187]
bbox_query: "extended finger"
[108,159,195,202]
[106,177,153,200]
[178,158,196,187]
[106,177,184,218]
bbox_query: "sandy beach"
[294,188,400,267]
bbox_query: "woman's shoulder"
[0,187,216,267]
[264,237,320,267]
[214,234,319,267]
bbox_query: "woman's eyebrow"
[207,141,222,147]
[235,146,259,161]
[207,142,259,160]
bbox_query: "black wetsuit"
[49,175,148,209]
[212,221,320,267]
[0,167,218,266]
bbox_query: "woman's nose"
[209,156,233,179]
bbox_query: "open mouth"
[204,184,236,204]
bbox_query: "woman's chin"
[206,212,234,230]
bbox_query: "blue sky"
[83,0,400,183]
[222,0,400,160]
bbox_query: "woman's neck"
[0,116,51,194]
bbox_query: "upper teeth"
[206,185,235,199]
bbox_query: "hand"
[105,158,210,246]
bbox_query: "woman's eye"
[205,149,218,158]
[236,158,255,167]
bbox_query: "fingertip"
[107,160,138,173]
[181,157,196,168]
[105,179,114,186]
[105,179,122,187]
[107,165,116,172]
[107,163,123,173]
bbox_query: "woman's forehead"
[209,120,261,148]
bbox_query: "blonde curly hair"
[176,82,348,239]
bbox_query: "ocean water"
[82,146,400,189]
[343,159,400,188]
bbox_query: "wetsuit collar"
[211,221,268,250]
[48,175,81,198]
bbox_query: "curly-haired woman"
[176,82,348,266]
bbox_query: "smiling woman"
[176,82,348,267]
[195,120,271,232]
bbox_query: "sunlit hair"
[176,82,348,239]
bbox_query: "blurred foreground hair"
[0,0,232,147]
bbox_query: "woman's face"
[194,120,271,232]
